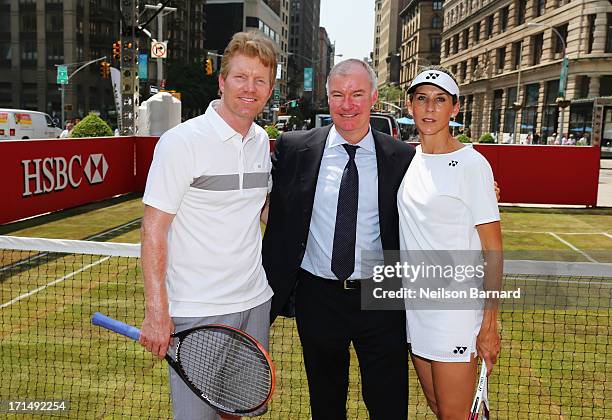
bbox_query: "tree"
[376,85,403,114]
[70,113,113,138]
[166,62,219,119]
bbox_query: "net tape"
[0,235,610,418]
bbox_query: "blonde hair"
[219,31,278,85]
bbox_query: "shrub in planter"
[70,114,113,138]
[478,132,495,143]
[457,134,472,143]
[265,125,280,139]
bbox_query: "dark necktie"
[331,144,359,281]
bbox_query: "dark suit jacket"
[262,125,416,321]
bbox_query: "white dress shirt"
[301,125,384,279]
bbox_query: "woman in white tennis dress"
[397,67,503,418]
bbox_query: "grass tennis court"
[1,197,611,418]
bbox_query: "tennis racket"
[468,361,490,420]
[92,312,275,415]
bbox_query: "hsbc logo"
[22,153,109,197]
[84,154,108,184]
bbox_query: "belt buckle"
[343,279,356,290]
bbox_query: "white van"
[275,115,291,130]
[0,109,62,140]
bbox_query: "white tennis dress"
[397,145,500,362]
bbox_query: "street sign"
[304,67,313,92]
[138,53,148,80]
[151,41,168,59]
[273,86,280,102]
[558,56,569,98]
[56,65,68,84]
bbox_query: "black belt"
[299,269,371,290]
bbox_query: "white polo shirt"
[143,100,273,317]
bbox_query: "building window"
[490,89,503,134]
[433,1,443,11]
[20,41,37,66]
[512,41,522,69]
[431,36,441,53]
[453,34,459,54]
[471,56,478,75]
[516,0,526,25]
[588,14,596,53]
[500,7,509,32]
[607,14,612,53]
[569,103,593,139]
[496,47,505,69]
[245,16,259,28]
[445,39,451,57]
[486,15,494,38]
[503,87,517,134]
[542,80,560,137]
[536,0,546,17]
[521,83,539,134]
[532,33,543,65]
[432,15,442,29]
[460,61,467,81]
[601,76,612,96]
[0,42,10,67]
[474,22,480,42]
[462,29,469,50]
[553,23,568,54]
[20,13,36,32]
[575,76,590,98]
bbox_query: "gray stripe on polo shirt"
[243,172,269,189]
[190,174,239,191]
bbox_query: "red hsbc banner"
[0,136,159,224]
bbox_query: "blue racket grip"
[92,312,141,341]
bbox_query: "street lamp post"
[527,22,569,140]
[56,56,107,128]
[144,3,177,87]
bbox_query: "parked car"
[0,108,61,140]
[370,112,401,140]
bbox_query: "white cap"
[407,70,460,98]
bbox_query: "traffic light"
[112,41,121,60]
[205,58,213,76]
[100,61,110,79]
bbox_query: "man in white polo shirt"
[139,31,276,420]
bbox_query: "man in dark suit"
[262,59,415,419]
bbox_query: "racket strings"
[177,328,272,412]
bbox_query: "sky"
[319,0,375,61]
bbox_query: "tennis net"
[0,236,610,418]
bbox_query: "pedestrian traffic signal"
[100,61,110,79]
[205,58,213,75]
[112,41,121,60]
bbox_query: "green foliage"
[265,125,280,139]
[478,132,495,143]
[167,62,219,119]
[457,134,472,143]
[69,113,113,138]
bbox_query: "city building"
[315,27,334,109]
[0,0,208,125]
[0,0,121,123]
[399,0,444,96]
[204,0,288,114]
[440,0,612,145]
[286,0,320,106]
[372,0,407,87]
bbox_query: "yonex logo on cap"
[408,69,460,97]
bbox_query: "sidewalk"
[598,159,612,207]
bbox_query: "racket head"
[171,324,275,415]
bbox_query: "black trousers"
[295,269,409,420]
